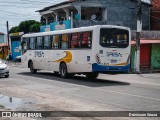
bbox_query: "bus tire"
[86,73,99,79]
[29,61,37,73]
[60,63,68,78]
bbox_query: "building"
[37,0,151,31]
[0,32,5,43]
[131,39,160,71]
[0,44,8,59]
[151,0,160,30]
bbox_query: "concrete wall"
[151,44,160,69]
[151,0,160,30]
[73,0,150,30]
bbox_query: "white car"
[0,60,9,78]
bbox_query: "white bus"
[21,25,131,79]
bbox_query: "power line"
[0,9,40,17]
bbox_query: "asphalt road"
[0,64,160,120]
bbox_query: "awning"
[131,39,160,45]
[0,44,8,47]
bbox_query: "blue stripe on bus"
[92,63,130,73]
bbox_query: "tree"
[30,23,42,33]
[9,26,20,33]
[9,20,42,33]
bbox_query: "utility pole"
[134,0,142,73]
[6,21,10,60]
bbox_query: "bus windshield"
[100,28,129,48]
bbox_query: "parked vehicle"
[16,55,21,62]
[0,60,9,78]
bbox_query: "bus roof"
[22,25,130,38]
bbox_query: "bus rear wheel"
[60,63,68,78]
[29,61,37,73]
[86,73,99,79]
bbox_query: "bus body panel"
[22,49,92,73]
[21,25,131,75]
[91,26,131,73]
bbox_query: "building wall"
[131,43,160,71]
[73,0,150,30]
[0,35,4,43]
[151,0,160,30]
[151,44,160,69]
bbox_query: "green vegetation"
[9,20,42,34]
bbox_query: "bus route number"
[34,51,44,57]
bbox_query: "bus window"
[61,34,69,49]
[117,35,127,44]
[52,35,59,49]
[29,38,36,49]
[44,36,51,49]
[81,32,92,48]
[70,33,81,48]
[21,38,28,54]
[100,28,129,48]
[36,37,43,49]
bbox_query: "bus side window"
[52,35,59,49]
[61,34,69,49]
[36,37,43,49]
[29,37,36,50]
[44,36,51,49]
[70,33,81,48]
[81,32,92,48]
[21,38,28,54]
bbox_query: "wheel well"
[28,60,32,68]
[60,61,66,68]
[59,61,67,70]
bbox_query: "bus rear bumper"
[92,63,130,73]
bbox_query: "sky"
[0,0,64,34]
[0,0,150,34]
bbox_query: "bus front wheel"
[86,73,99,79]
[60,63,68,78]
[29,61,37,73]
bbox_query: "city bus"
[21,25,131,79]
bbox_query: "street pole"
[134,0,142,73]
[6,21,10,61]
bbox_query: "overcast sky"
[0,0,150,34]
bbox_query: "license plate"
[111,60,117,63]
